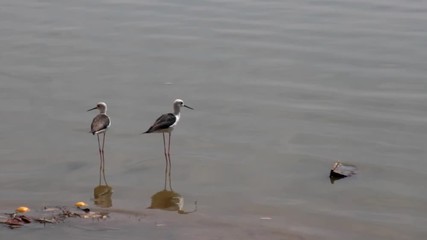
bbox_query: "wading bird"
[143,99,193,177]
[88,102,111,185]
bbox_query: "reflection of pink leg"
[163,133,168,189]
[101,132,108,186]
[167,132,172,190]
[163,162,168,190]
[97,134,102,185]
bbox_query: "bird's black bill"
[87,106,97,111]
[184,105,194,110]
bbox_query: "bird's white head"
[173,99,193,114]
[88,102,107,113]
[174,99,184,107]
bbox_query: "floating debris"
[74,202,88,208]
[1,204,110,229]
[0,213,32,229]
[43,207,61,212]
[259,217,272,220]
[74,201,91,213]
[33,217,57,224]
[15,206,30,213]
[3,218,24,229]
[81,211,109,220]
[17,215,31,224]
[329,161,357,184]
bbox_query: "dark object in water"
[329,161,357,184]
[17,215,31,224]
[2,205,110,229]
[4,218,24,229]
[0,214,32,229]
[78,208,91,213]
[34,217,58,225]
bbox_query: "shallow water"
[1,0,427,239]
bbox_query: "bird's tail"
[141,129,151,134]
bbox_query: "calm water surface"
[1,0,427,239]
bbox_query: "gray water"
[1,0,427,239]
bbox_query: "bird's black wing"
[91,114,110,134]
[144,113,175,133]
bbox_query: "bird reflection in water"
[92,161,113,208]
[93,185,113,208]
[147,162,197,214]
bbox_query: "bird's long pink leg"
[97,134,102,185]
[101,131,108,186]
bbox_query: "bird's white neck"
[173,105,181,115]
[175,113,181,123]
